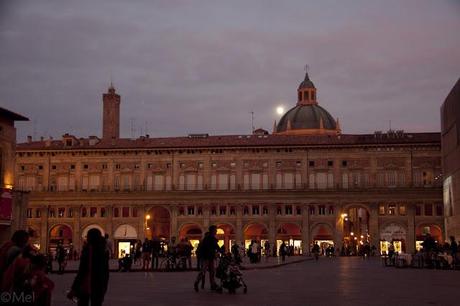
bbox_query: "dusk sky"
[1,0,459,142]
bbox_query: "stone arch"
[178,223,204,240]
[276,222,303,255]
[379,222,408,254]
[342,204,371,247]
[416,223,443,242]
[214,223,236,251]
[310,222,334,241]
[81,224,105,239]
[48,223,73,250]
[114,224,138,240]
[146,206,171,240]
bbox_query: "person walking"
[141,238,152,270]
[151,236,161,270]
[56,242,67,274]
[194,226,221,292]
[67,228,109,306]
[264,241,271,262]
[279,241,287,262]
[312,243,320,261]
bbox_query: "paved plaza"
[49,257,460,306]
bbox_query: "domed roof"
[298,72,315,90]
[276,104,337,133]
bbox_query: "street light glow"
[146,214,151,220]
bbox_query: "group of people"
[0,229,111,306]
[0,230,54,306]
[120,236,195,271]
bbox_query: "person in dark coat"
[67,228,109,306]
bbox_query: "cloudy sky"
[1,0,459,142]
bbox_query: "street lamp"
[145,214,151,220]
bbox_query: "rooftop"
[16,132,441,151]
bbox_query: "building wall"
[16,137,443,255]
[442,78,460,240]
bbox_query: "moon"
[276,106,284,115]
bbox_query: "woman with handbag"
[67,228,109,306]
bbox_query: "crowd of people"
[0,229,110,306]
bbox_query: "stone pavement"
[49,257,460,306]
[52,255,309,272]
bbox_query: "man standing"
[194,226,220,292]
[141,238,152,270]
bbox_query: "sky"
[1,0,459,142]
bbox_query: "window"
[26,208,33,218]
[48,208,56,218]
[197,207,203,215]
[38,165,43,170]
[342,160,348,167]
[263,206,269,215]
[83,164,89,170]
[116,164,121,170]
[52,165,57,170]
[113,207,119,218]
[309,206,315,215]
[70,164,75,170]
[277,206,282,215]
[90,207,97,217]
[219,206,227,215]
[285,205,293,215]
[81,207,87,218]
[122,207,130,218]
[424,204,433,216]
[318,205,326,215]
[179,207,185,216]
[328,206,334,215]
[67,208,73,218]
[328,160,334,167]
[309,161,315,167]
[243,206,249,215]
[415,205,421,216]
[296,206,302,215]
[388,204,396,215]
[211,207,217,215]
[252,205,259,215]
[58,208,65,217]
[398,205,406,216]
[102,164,108,169]
[379,205,385,215]
[187,206,195,215]
[316,173,327,189]
[436,204,443,216]
[230,207,236,215]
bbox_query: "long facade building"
[14,73,444,257]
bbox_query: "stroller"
[215,253,247,294]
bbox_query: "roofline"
[0,107,29,121]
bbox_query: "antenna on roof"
[250,111,255,133]
[305,64,309,73]
[389,120,392,131]
[130,118,136,138]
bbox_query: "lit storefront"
[379,223,406,254]
[114,224,138,258]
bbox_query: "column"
[137,206,145,241]
[407,203,416,254]
[170,205,178,239]
[40,207,48,252]
[301,204,310,256]
[235,205,243,244]
[268,204,276,255]
[334,202,344,248]
[203,204,210,229]
[73,206,81,252]
[369,203,379,249]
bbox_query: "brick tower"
[102,83,120,139]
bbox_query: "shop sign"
[380,223,406,241]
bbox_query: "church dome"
[274,70,341,136]
[276,104,337,132]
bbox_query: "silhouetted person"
[68,228,109,306]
